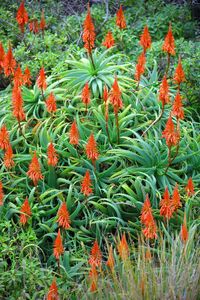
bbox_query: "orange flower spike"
[12,86,26,122]
[0,125,10,150]
[3,44,16,77]
[89,266,98,292]
[103,85,109,103]
[174,57,185,86]
[172,92,184,120]
[160,187,173,220]
[16,0,29,33]
[13,64,24,88]
[110,76,123,113]
[81,170,93,196]
[185,177,195,197]
[37,67,47,91]
[140,25,152,52]
[81,82,90,111]
[27,151,43,186]
[86,133,99,164]
[53,229,64,260]
[135,51,146,82]
[162,116,180,147]
[69,121,79,146]
[46,92,57,113]
[29,19,39,34]
[162,23,175,56]
[117,233,129,261]
[19,197,32,225]
[172,183,182,212]
[57,202,71,229]
[4,145,15,169]
[0,42,5,71]
[116,5,126,29]
[0,181,4,206]
[40,10,46,32]
[47,278,59,300]
[23,66,31,86]
[82,4,95,54]
[140,194,154,226]
[47,142,58,167]
[106,246,115,272]
[159,75,170,107]
[142,220,157,239]
[181,213,188,244]
[102,31,115,49]
[88,240,102,268]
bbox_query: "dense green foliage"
[0,1,199,299]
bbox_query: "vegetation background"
[0,0,199,299]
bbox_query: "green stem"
[165,146,172,173]
[142,105,164,137]
[166,53,170,76]
[115,112,120,144]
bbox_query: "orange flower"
[16,0,28,33]
[0,125,10,150]
[162,116,180,147]
[46,92,57,113]
[81,82,90,108]
[117,233,129,261]
[27,151,43,186]
[142,220,157,239]
[103,85,109,103]
[102,31,115,49]
[173,57,185,85]
[81,170,93,196]
[141,194,154,226]
[86,133,99,164]
[19,197,32,225]
[172,92,184,120]
[53,229,64,260]
[12,86,26,122]
[3,44,16,77]
[171,183,181,213]
[141,195,157,239]
[47,278,59,300]
[29,19,39,34]
[160,187,173,220]
[23,66,31,86]
[110,76,123,114]
[162,23,175,56]
[0,181,4,206]
[4,144,15,169]
[57,202,71,229]
[140,25,151,52]
[47,142,58,167]
[135,51,146,82]
[89,266,98,292]
[40,10,46,32]
[185,177,194,197]
[180,213,188,244]
[116,5,126,29]
[88,240,102,267]
[13,64,24,88]
[69,121,79,145]
[0,42,5,71]
[159,75,170,107]
[82,4,95,54]
[106,245,115,272]
[37,67,47,91]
